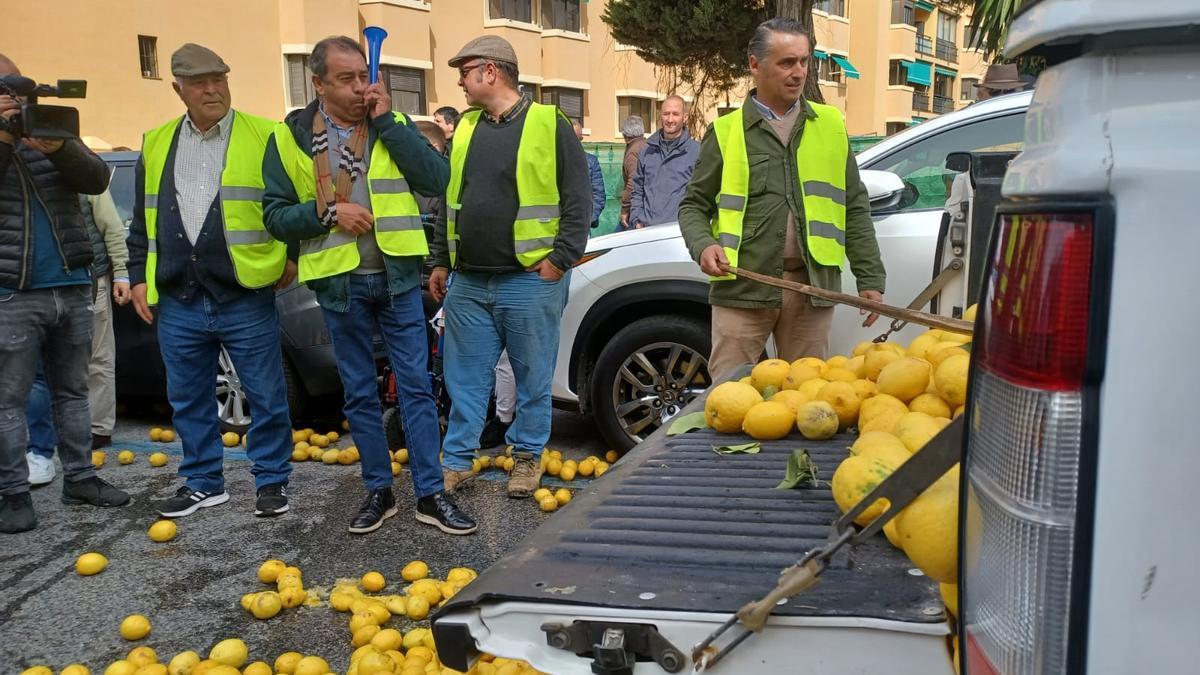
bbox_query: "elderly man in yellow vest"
[428,35,591,498]
[262,36,476,536]
[126,44,296,520]
[678,18,887,381]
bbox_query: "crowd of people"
[1,17,898,539]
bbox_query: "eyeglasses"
[457,61,489,79]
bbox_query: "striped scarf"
[312,110,368,228]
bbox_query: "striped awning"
[905,61,933,87]
[935,66,958,78]
[831,55,860,79]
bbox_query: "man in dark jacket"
[629,95,700,229]
[0,53,130,534]
[263,36,475,536]
[572,121,606,229]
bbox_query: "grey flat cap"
[171,43,230,78]
[448,35,518,68]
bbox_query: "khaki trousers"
[89,276,116,436]
[708,268,835,382]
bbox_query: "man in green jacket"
[678,18,886,381]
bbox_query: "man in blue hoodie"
[629,95,700,229]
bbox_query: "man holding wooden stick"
[678,17,886,381]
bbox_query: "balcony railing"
[933,95,955,114]
[913,92,930,111]
[935,38,958,63]
[916,33,933,55]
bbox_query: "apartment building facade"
[7,0,987,150]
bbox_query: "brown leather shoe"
[443,467,476,493]
[507,453,543,498]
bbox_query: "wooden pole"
[724,266,975,335]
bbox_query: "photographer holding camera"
[0,53,130,535]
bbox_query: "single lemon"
[147,520,177,542]
[401,560,429,582]
[704,381,763,433]
[92,450,106,468]
[361,570,386,592]
[207,638,248,668]
[160,429,176,443]
[221,432,240,447]
[538,495,558,512]
[815,381,862,429]
[251,591,282,619]
[795,400,839,440]
[242,662,272,675]
[118,450,135,465]
[257,559,286,584]
[293,656,330,675]
[119,614,151,641]
[741,401,795,440]
[831,455,895,526]
[405,594,431,620]
[76,551,108,576]
[554,488,572,506]
[272,652,303,674]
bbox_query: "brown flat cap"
[448,35,518,68]
[171,43,230,77]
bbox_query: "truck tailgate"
[435,403,947,671]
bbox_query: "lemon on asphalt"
[147,520,177,542]
[207,638,248,668]
[119,614,151,641]
[76,552,108,576]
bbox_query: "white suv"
[559,90,1032,450]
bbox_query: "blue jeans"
[0,286,95,495]
[442,270,570,470]
[26,363,58,459]
[321,274,442,496]
[158,290,292,492]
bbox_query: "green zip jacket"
[678,93,885,309]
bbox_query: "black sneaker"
[254,483,289,518]
[415,491,477,536]
[156,485,229,518]
[0,493,36,534]
[348,487,397,534]
[62,476,130,507]
[478,417,511,449]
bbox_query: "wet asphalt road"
[2,408,611,672]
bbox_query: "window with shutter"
[617,96,653,134]
[382,66,426,116]
[138,36,159,79]
[544,87,584,125]
[489,0,532,23]
[542,0,581,32]
[286,55,315,109]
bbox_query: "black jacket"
[0,139,110,289]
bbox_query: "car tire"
[217,351,306,435]
[590,315,712,451]
[382,405,405,452]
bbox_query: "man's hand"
[131,283,154,325]
[634,221,645,230]
[859,290,884,328]
[24,137,65,155]
[276,260,298,290]
[429,266,449,303]
[112,281,131,305]
[0,94,18,145]
[336,203,374,235]
[528,258,564,282]
[364,83,392,121]
[699,244,730,276]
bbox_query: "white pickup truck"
[436,2,1200,673]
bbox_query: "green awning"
[935,66,958,78]
[831,55,860,79]
[814,50,828,60]
[905,61,932,87]
[915,0,935,11]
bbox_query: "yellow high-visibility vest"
[710,102,848,280]
[272,112,426,282]
[141,111,284,304]
[446,103,561,268]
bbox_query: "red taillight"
[976,213,1094,390]
[963,210,1097,675]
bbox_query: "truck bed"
[435,398,946,672]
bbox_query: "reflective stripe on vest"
[273,112,426,283]
[141,111,284,304]
[446,103,561,268]
[709,103,849,281]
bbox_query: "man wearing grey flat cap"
[429,35,590,499]
[127,43,296,520]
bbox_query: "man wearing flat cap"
[429,35,590,499]
[127,43,296,520]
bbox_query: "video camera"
[0,75,87,139]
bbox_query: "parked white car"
[560,90,1033,450]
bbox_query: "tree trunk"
[773,0,824,104]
